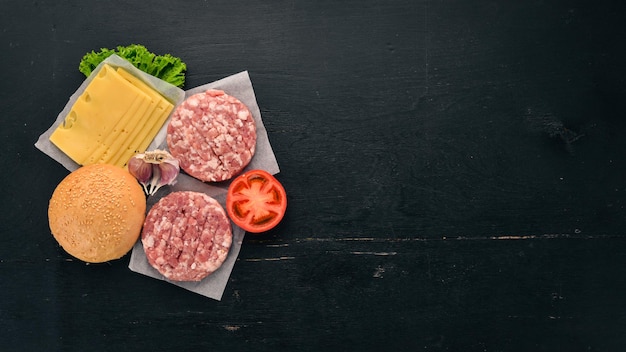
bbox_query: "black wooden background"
[2,0,626,351]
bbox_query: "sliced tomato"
[226,169,287,233]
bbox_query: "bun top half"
[48,164,146,263]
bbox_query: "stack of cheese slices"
[49,64,174,168]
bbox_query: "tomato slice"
[226,169,287,233]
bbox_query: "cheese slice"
[50,64,176,168]
[115,68,174,105]
[81,95,148,165]
[111,101,173,167]
[49,64,153,165]
[108,68,174,167]
[135,101,174,154]
[100,93,158,165]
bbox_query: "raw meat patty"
[166,89,257,182]
[141,191,233,282]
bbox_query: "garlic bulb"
[127,149,180,195]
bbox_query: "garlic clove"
[157,157,180,187]
[127,154,153,184]
[127,150,180,195]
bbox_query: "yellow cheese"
[115,68,173,105]
[49,64,153,164]
[100,94,158,165]
[50,64,176,168]
[108,68,174,167]
[81,95,148,165]
[111,101,173,167]
[135,101,174,153]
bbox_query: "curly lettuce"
[78,44,187,88]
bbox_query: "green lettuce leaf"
[78,44,187,88]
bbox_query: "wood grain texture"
[2,0,626,351]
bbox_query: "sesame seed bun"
[48,164,146,263]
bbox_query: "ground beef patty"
[166,89,257,182]
[142,191,233,282]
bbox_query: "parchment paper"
[35,57,280,301]
[128,175,244,301]
[35,54,186,170]
[129,71,280,301]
